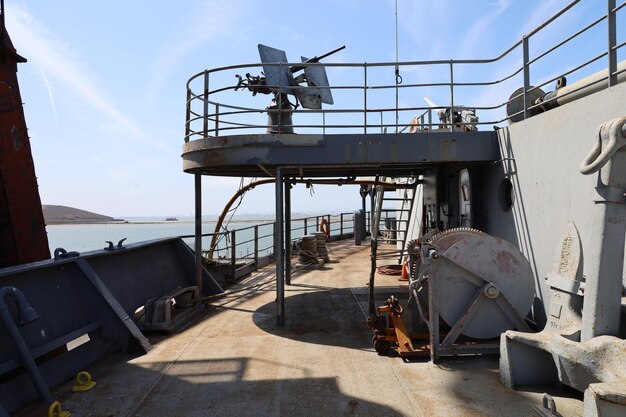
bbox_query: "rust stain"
[441,140,448,160]
[495,250,520,273]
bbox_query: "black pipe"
[0,287,53,403]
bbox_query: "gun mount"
[235,44,345,111]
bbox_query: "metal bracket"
[76,259,152,352]
[532,394,561,417]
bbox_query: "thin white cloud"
[6,4,143,137]
[461,0,512,58]
[516,0,570,39]
[38,67,58,124]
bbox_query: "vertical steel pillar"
[253,225,259,269]
[194,174,203,294]
[608,0,617,87]
[449,60,454,132]
[230,230,236,273]
[275,168,285,325]
[203,72,209,137]
[522,36,530,120]
[370,190,375,235]
[340,213,344,237]
[285,178,292,286]
[185,89,191,142]
[363,64,368,134]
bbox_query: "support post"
[254,225,259,269]
[230,230,236,274]
[340,213,344,237]
[185,89,191,142]
[449,60,454,132]
[608,0,617,87]
[203,72,209,137]
[522,36,530,120]
[194,174,203,294]
[275,168,285,325]
[285,178,292,285]
[361,187,367,239]
[370,189,375,235]
[363,64,368,134]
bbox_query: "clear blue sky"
[5,0,618,217]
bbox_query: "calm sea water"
[46,220,258,255]
[45,216,352,258]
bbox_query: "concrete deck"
[53,240,583,417]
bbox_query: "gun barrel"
[315,45,346,62]
[291,45,346,72]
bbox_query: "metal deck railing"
[185,0,625,140]
[180,212,356,280]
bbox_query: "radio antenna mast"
[394,0,400,133]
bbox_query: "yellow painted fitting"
[48,401,71,417]
[72,371,97,392]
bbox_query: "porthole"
[499,178,514,211]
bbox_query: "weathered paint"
[0,26,50,266]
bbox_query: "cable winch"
[372,228,535,360]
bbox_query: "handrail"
[179,212,357,265]
[185,1,625,140]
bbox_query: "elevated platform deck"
[182,131,498,177]
[50,240,583,417]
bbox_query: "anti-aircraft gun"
[235,44,345,133]
[423,97,479,132]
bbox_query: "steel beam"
[194,174,203,293]
[275,168,285,325]
[522,36,530,121]
[608,0,617,87]
[182,131,499,178]
[284,178,292,286]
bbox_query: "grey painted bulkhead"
[0,238,223,413]
[473,81,626,326]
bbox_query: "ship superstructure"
[0,1,624,416]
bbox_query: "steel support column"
[275,168,285,325]
[369,189,375,236]
[285,178,292,286]
[522,36,530,120]
[194,174,203,294]
[608,0,617,87]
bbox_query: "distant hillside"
[43,205,122,224]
